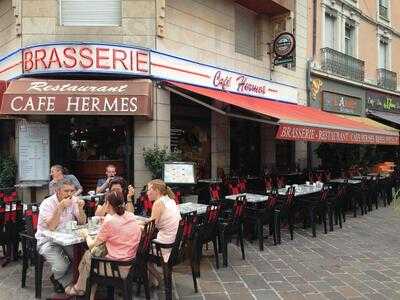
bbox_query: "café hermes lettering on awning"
[0,79,153,117]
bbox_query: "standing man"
[96,164,117,193]
[49,165,83,196]
[36,178,87,291]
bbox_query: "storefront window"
[171,93,211,179]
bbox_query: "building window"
[344,22,355,56]
[379,0,389,19]
[324,12,336,49]
[60,0,121,26]
[379,38,388,69]
[235,4,258,58]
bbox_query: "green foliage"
[142,145,181,179]
[0,154,17,188]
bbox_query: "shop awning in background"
[166,81,399,145]
[367,110,400,128]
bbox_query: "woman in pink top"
[65,190,141,298]
[147,179,181,286]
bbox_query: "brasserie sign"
[0,79,153,117]
[322,91,362,116]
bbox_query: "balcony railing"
[377,68,397,91]
[320,47,365,82]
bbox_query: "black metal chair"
[85,219,156,300]
[196,204,221,269]
[246,191,280,250]
[276,186,295,241]
[151,212,199,300]
[20,210,45,299]
[296,185,331,238]
[218,195,247,267]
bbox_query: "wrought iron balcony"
[320,47,365,82]
[377,68,397,91]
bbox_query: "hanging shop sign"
[322,91,362,116]
[22,44,150,76]
[0,79,153,117]
[273,32,295,66]
[366,91,400,114]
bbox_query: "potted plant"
[142,145,180,179]
[0,154,17,189]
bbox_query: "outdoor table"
[353,175,375,181]
[225,193,268,203]
[179,202,208,215]
[271,184,322,196]
[197,179,222,184]
[329,179,362,185]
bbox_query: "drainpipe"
[307,0,318,170]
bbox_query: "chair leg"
[257,220,264,251]
[212,238,219,269]
[142,265,151,300]
[239,225,245,260]
[21,241,28,288]
[107,286,115,300]
[276,211,281,244]
[163,264,173,300]
[309,207,316,238]
[223,235,228,267]
[35,256,43,299]
[190,260,198,293]
[288,211,294,241]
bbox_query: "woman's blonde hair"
[148,179,175,200]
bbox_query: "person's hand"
[59,197,73,210]
[77,199,85,210]
[78,228,88,239]
[127,185,135,199]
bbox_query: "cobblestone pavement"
[1,205,400,300]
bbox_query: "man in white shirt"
[36,178,86,290]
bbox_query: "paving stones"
[3,206,400,299]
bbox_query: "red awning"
[166,81,399,145]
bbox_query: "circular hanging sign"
[273,32,296,57]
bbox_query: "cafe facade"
[1,42,398,202]
[0,0,398,202]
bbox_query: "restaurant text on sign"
[22,45,150,75]
[276,124,398,145]
[1,79,153,117]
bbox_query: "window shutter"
[60,0,121,26]
[324,14,335,49]
[379,40,388,69]
[235,5,257,57]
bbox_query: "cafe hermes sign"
[1,79,153,117]
[276,124,399,145]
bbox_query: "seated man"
[95,177,134,216]
[96,164,117,193]
[36,178,87,292]
[49,165,82,196]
